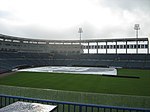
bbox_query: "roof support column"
[88,42,89,54]
[106,42,108,54]
[136,39,138,54]
[126,41,127,54]
[116,41,117,54]
[97,42,98,54]
[148,40,149,54]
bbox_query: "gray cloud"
[94,0,150,38]
[100,0,150,12]
[0,10,12,18]
[0,0,150,40]
[1,25,80,40]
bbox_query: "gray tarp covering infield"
[18,66,117,75]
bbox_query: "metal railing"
[0,94,150,112]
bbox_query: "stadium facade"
[0,34,150,73]
[0,34,149,54]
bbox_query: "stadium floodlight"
[134,24,140,54]
[78,27,83,42]
[134,24,140,39]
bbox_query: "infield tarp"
[18,66,117,75]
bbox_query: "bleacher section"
[0,51,150,73]
[53,54,150,69]
[0,51,54,73]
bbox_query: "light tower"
[78,27,83,53]
[134,24,140,39]
[134,24,140,54]
[78,27,83,42]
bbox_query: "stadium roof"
[0,34,148,43]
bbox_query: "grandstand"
[0,34,150,73]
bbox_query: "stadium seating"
[53,54,150,69]
[0,50,150,72]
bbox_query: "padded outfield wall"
[0,85,150,108]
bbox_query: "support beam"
[116,41,117,54]
[106,42,108,54]
[126,41,127,54]
[88,42,89,54]
[97,42,98,54]
[148,40,149,54]
[136,40,138,54]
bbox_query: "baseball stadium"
[0,33,150,112]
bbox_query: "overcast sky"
[0,0,150,40]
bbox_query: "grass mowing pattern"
[0,69,150,96]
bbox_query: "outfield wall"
[0,85,150,108]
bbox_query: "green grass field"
[0,68,150,96]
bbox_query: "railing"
[0,94,150,112]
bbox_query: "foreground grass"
[0,69,150,96]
